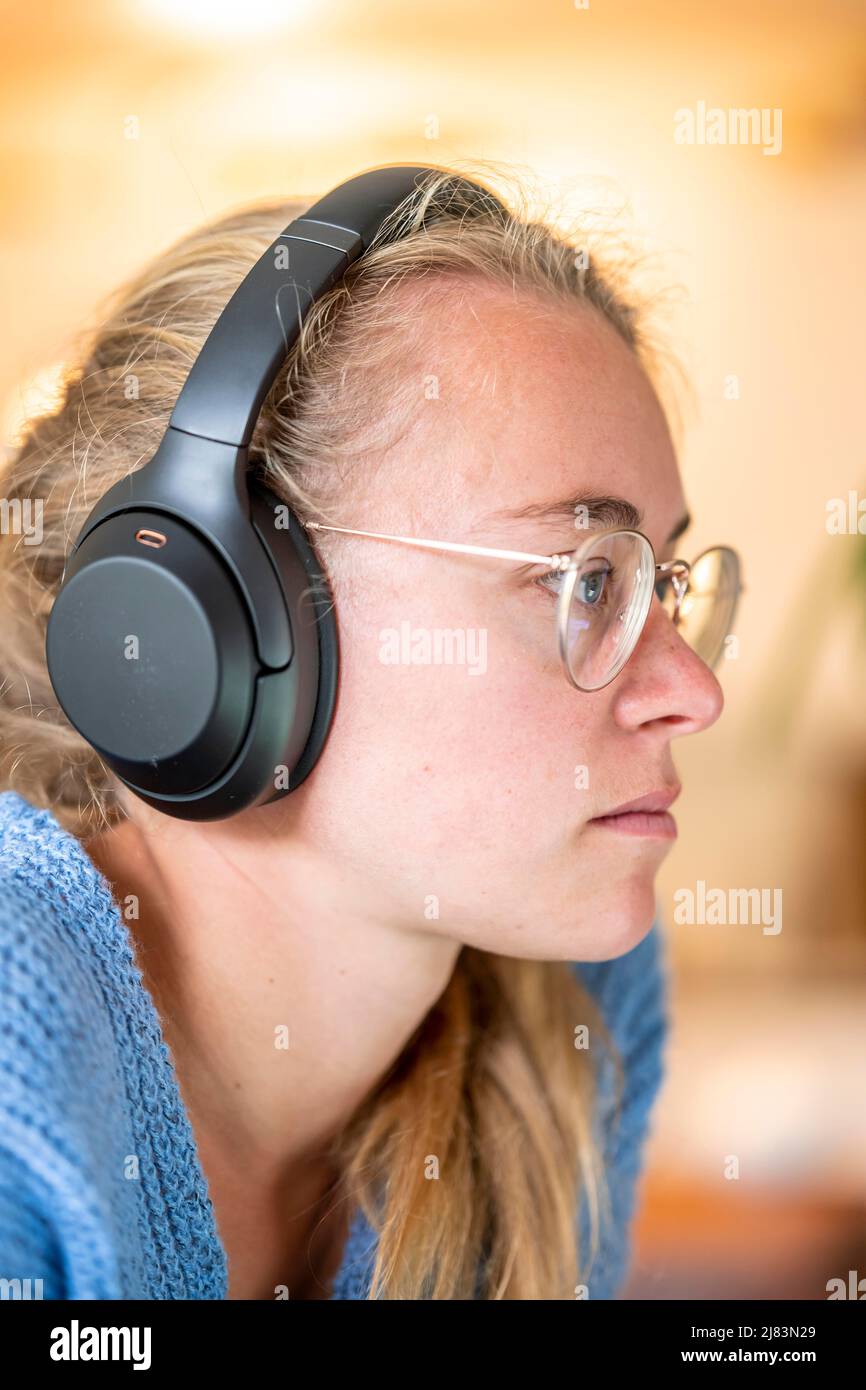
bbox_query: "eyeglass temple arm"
[304,521,564,568]
[655,559,690,577]
[306,521,698,581]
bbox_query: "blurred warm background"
[2,0,865,1299]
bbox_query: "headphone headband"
[45,164,503,819]
[170,164,444,449]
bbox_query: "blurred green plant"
[746,503,866,757]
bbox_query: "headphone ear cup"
[45,509,261,798]
[247,480,339,799]
[45,485,339,820]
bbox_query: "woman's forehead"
[382,289,684,546]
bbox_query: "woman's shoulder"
[0,789,129,1017]
[0,790,229,1299]
[0,792,132,1280]
[0,790,155,1103]
[0,787,136,1115]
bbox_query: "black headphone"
[45,165,498,821]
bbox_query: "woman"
[0,165,738,1300]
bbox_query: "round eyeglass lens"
[660,545,740,669]
[560,530,656,690]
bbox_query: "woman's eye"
[575,562,615,608]
[535,561,616,606]
[577,567,610,606]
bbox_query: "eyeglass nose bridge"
[655,558,691,620]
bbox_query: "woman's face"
[275,281,724,962]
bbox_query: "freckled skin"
[273,280,724,964]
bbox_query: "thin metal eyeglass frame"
[303,520,725,691]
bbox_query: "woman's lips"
[588,808,677,838]
[588,786,681,839]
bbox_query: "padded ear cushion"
[247,480,339,798]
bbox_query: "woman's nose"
[608,595,725,735]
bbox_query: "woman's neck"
[82,805,458,1181]
[83,805,458,1297]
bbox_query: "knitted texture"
[0,789,668,1300]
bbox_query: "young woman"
[0,166,739,1300]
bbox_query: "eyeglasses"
[303,520,742,692]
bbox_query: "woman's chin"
[565,875,660,962]
[452,876,660,963]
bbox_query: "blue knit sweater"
[0,789,668,1300]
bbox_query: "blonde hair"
[0,163,667,1298]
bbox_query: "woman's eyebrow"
[665,510,692,545]
[474,492,692,544]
